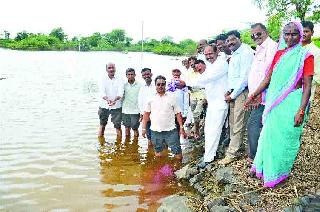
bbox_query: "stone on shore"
[157,195,192,212]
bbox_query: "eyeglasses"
[156,83,166,86]
[251,32,262,39]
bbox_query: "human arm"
[294,55,314,127]
[176,112,187,138]
[229,49,254,99]
[141,112,151,138]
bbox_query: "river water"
[0,49,192,211]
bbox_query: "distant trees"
[49,27,67,42]
[253,0,320,22]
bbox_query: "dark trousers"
[246,104,265,160]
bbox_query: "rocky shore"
[159,86,320,212]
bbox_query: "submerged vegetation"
[0,26,319,56]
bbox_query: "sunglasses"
[251,32,262,39]
[156,83,166,87]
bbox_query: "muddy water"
[0,49,191,211]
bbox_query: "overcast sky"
[0,0,274,41]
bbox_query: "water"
[0,49,191,211]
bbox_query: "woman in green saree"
[245,21,314,188]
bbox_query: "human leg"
[150,130,165,157]
[165,129,182,160]
[111,108,122,137]
[246,104,264,160]
[98,107,110,137]
[203,108,228,162]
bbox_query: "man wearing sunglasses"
[245,23,277,163]
[142,75,187,160]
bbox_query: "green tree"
[105,29,132,47]
[161,36,174,44]
[253,0,320,22]
[49,27,67,42]
[15,31,30,41]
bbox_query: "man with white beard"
[188,45,229,168]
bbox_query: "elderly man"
[98,63,124,138]
[142,75,187,160]
[189,45,229,168]
[196,39,208,61]
[302,21,320,101]
[245,23,277,162]
[219,30,254,165]
[122,68,142,139]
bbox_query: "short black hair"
[188,56,197,62]
[141,67,151,73]
[154,75,166,84]
[172,68,181,72]
[215,33,228,41]
[251,23,267,31]
[126,68,135,75]
[302,21,314,32]
[194,59,205,65]
[226,30,241,39]
[208,39,216,45]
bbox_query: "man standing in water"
[138,68,155,146]
[142,75,187,160]
[122,68,141,139]
[98,63,124,139]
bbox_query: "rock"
[189,172,204,186]
[186,167,199,179]
[222,184,235,196]
[207,197,227,209]
[215,167,235,185]
[193,182,207,196]
[209,206,236,212]
[157,195,192,212]
[175,165,190,179]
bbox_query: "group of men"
[98,21,319,166]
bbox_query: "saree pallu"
[251,45,310,188]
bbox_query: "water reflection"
[98,136,182,211]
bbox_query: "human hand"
[142,129,146,138]
[244,94,261,111]
[180,128,187,139]
[224,91,231,98]
[225,95,233,103]
[294,110,304,127]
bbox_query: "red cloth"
[269,49,314,77]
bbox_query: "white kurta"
[189,57,229,162]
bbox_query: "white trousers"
[203,107,228,162]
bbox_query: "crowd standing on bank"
[98,21,319,188]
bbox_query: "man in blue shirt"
[219,30,254,165]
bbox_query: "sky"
[0,0,276,42]
[0,0,265,41]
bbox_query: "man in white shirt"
[122,68,141,139]
[138,68,155,145]
[142,75,187,160]
[196,39,208,61]
[189,45,229,168]
[246,23,277,162]
[219,30,254,165]
[98,63,124,138]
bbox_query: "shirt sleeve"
[303,55,314,77]
[172,95,182,114]
[145,99,151,113]
[230,48,254,99]
[138,87,144,114]
[100,79,107,99]
[117,80,124,97]
[183,91,189,117]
